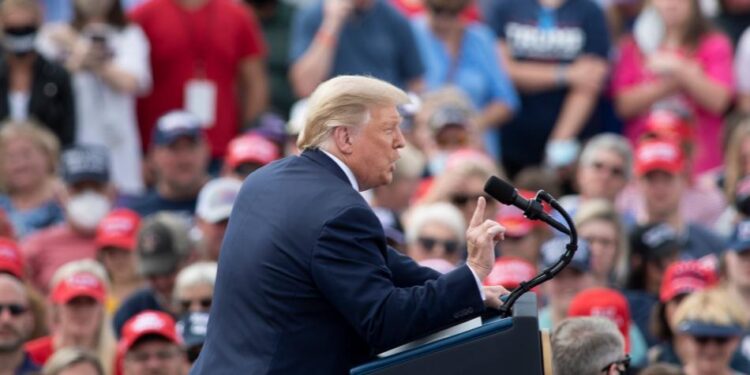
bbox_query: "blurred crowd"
[0,0,748,373]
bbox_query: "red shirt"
[25,336,53,366]
[130,0,266,157]
[21,224,98,294]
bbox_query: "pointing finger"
[469,196,486,228]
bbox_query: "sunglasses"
[179,298,212,312]
[417,237,460,254]
[693,336,732,345]
[450,193,493,207]
[591,161,625,178]
[0,303,28,316]
[600,354,630,374]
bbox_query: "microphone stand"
[496,190,578,318]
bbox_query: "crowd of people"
[0,0,748,373]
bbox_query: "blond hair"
[297,75,409,150]
[0,121,60,191]
[43,348,103,375]
[672,287,750,331]
[48,260,116,375]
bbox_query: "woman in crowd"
[612,0,734,175]
[404,202,466,272]
[0,122,64,239]
[42,348,104,375]
[25,260,116,374]
[672,287,750,375]
[174,262,217,316]
[410,0,518,158]
[95,208,144,314]
[0,0,75,147]
[37,0,151,196]
[716,119,750,236]
[575,199,630,288]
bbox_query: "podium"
[350,293,548,375]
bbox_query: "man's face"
[124,338,187,375]
[347,105,406,191]
[197,218,228,261]
[548,268,591,314]
[0,278,32,353]
[148,272,177,306]
[640,170,683,219]
[577,150,628,201]
[153,137,209,193]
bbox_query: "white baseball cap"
[196,178,242,223]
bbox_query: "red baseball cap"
[225,134,280,169]
[119,311,182,354]
[643,109,694,142]
[497,212,534,238]
[634,139,684,176]
[51,272,106,304]
[0,237,23,279]
[96,209,140,251]
[484,256,536,290]
[568,288,631,353]
[659,260,717,303]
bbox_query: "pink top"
[21,224,97,293]
[611,33,734,174]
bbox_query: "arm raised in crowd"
[289,0,352,98]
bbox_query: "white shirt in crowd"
[37,23,152,196]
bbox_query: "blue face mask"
[3,25,38,57]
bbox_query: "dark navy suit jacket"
[191,149,484,374]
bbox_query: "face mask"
[66,191,111,231]
[3,26,38,57]
[428,152,449,176]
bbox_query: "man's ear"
[332,126,356,156]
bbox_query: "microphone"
[484,176,571,236]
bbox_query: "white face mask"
[66,191,111,231]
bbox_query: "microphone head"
[484,176,517,205]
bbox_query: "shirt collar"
[320,149,360,191]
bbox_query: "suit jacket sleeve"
[310,206,484,352]
[386,246,442,287]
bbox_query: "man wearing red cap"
[221,133,281,180]
[632,139,725,260]
[0,274,39,374]
[119,311,188,375]
[568,287,648,369]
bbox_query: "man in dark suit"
[192,75,508,374]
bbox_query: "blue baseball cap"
[729,220,750,253]
[152,111,204,147]
[60,145,110,185]
[676,320,745,337]
[540,237,591,273]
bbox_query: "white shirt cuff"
[468,265,486,301]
